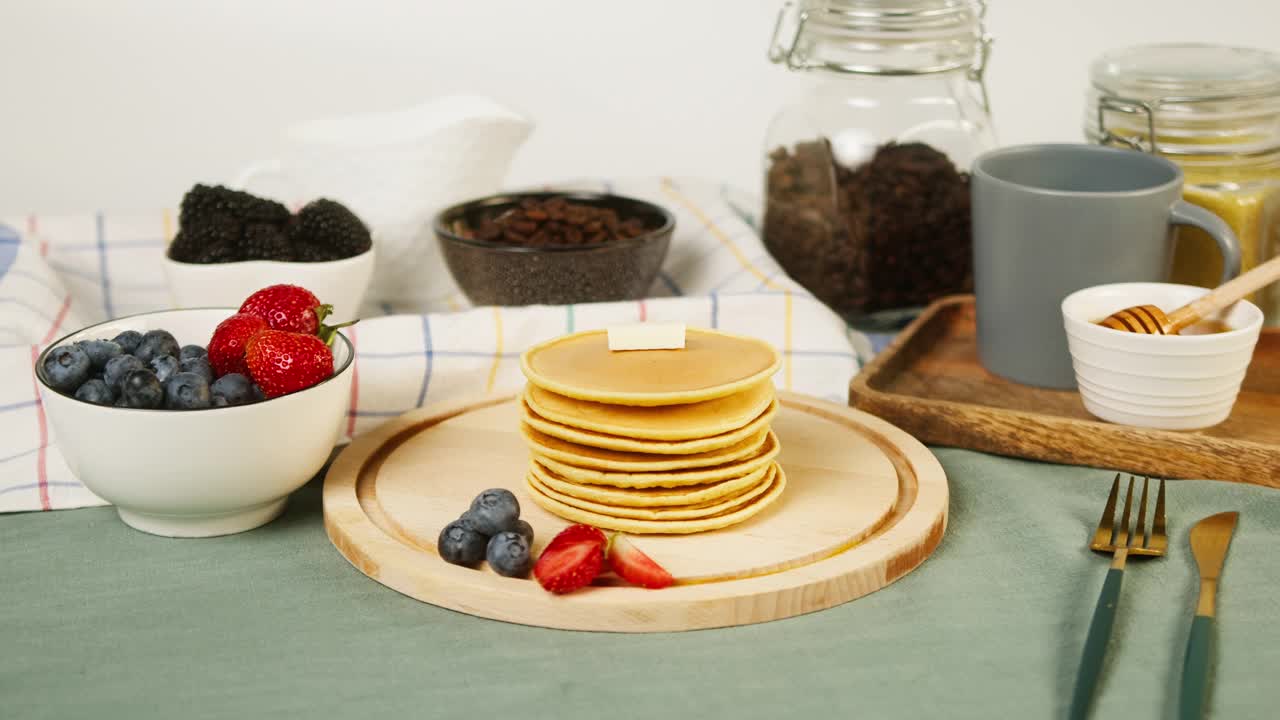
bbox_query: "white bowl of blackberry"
[162,185,375,324]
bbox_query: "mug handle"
[1170,200,1242,284]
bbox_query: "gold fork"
[1068,474,1168,720]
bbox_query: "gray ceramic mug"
[971,144,1241,389]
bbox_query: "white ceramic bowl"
[1062,282,1263,430]
[162,247,375,324]
[35,308,354,537]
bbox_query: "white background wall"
[1,0,1276,213]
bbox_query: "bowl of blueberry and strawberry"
[163,184,376,324]
[35,285,356,538]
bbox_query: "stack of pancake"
[517,327,786,534]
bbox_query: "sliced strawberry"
[607,534,674,589]
[534,524,606,594]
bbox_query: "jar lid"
[769,0,990,77]
[1086,43,1280,157]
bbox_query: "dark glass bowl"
[434,191,675,306]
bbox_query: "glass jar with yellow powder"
[1086,43,1280,326]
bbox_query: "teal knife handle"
[1179,615,1214,720]
[1069,568,1124,720]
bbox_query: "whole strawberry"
[245,329,334,398]
[208,313,268,377]
[239,284,330,335]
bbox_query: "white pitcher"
[236,96,533,307]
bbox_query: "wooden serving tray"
[323,392,948,632]
[849,296,1280,488]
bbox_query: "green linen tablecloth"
[3,449,1278,719]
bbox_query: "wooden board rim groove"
[322,391,949,633]
[848,295,1280,488]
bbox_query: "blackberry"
[293,242,343,263]
[180,184,289,229]
[293,199,371,258]
[171,184,292,264]
[169,215,242,263]
[240,223,292,261]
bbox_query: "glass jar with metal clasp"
[1086,43,1280,326]
[762,0,996,328]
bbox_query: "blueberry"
[511,519,534,544]
[251,384,267,402]
[179,344,207,361]
[467,488,520,535]
[151,354,180,383]
[103,354,144,389]
[119,369,163,409]
[135,329,179,364]
[457,510,487,535]
[42,345,91,392]
[111,330,144,355]
[438,519,487,566]
[486,531,532,578]
[210,373,257,407]
[75,339,122,371]
[180,357,214,384]
[74,378,116,406]
[165,372,212,410]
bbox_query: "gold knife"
[1179,511,1239,720]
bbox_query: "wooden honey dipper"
[1100,254,1280,334]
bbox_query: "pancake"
[524,381,774,441]
[521,328,781,406]
[519,423,769,472]
[520,398,778,455]
[524,464,788,534]
[529,457,773,508]
[534,431,780,488]
[526,464,777,521]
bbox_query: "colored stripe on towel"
[95,212,114,319]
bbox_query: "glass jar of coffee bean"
[763,0,996,327]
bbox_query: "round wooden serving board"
[323,391,948,632]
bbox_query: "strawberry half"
[534,524,607,594]
[239,284,329,336]
[244,329,335,398]
[208,313,268,378]
[607,534,674,589]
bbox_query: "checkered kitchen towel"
[0,177,869,513]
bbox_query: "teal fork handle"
[1069,568,1124,720]
[1179,615,1214,720]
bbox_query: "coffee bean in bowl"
[434,192,675,306]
